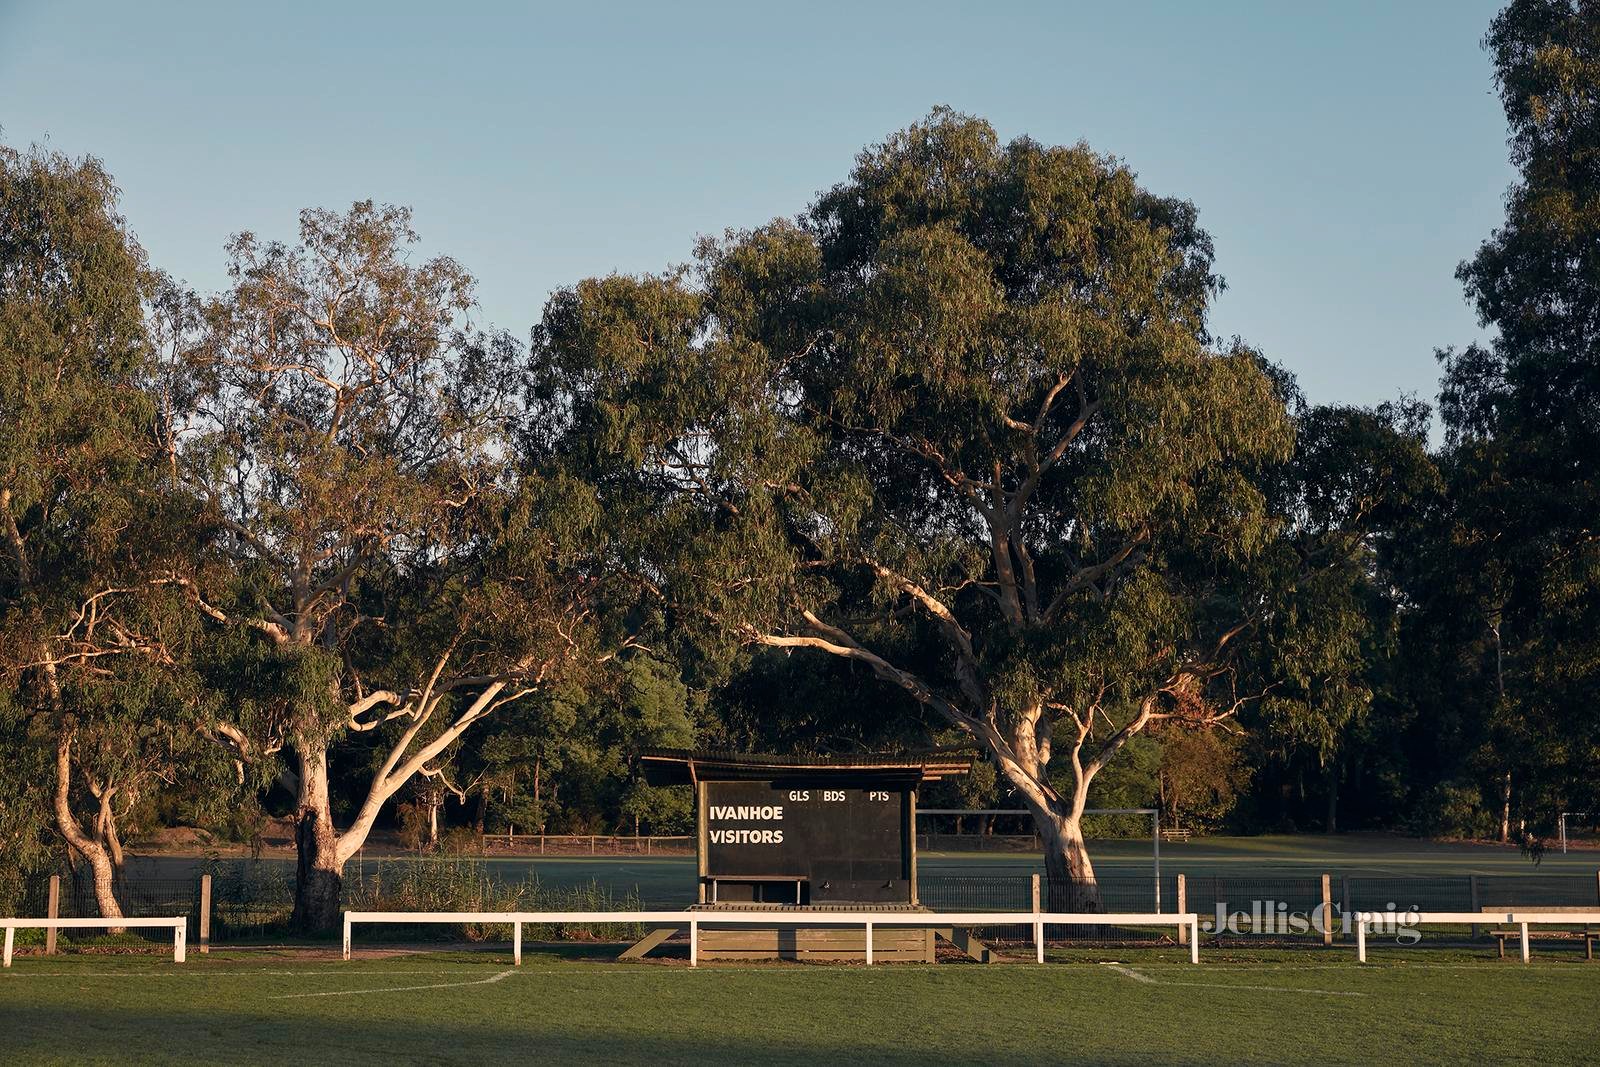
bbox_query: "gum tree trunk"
[290,744,343,934]
[1028,798,1101,912]
[53,736,125,931]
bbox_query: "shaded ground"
[2,946,1597,1065]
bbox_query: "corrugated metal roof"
[637,747,973,786]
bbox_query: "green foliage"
[1239,396,1441,830]
[535,107,1295,885]
[1407,780,1498,840]
[1416,0,1600,836]
[1156,727,1249,831]
[1079,733,1160,810]
[0,142,225,893]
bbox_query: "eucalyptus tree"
[1432,0,1600,833]
[535,110,1294,903]
[1251,397,1440,831]
[0,145,204,921]
[180,202,616,930]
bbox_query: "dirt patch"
[132,826,222,852]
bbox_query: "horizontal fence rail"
[341,909,1202,967]
[15,866,1598,951]
[1353,910,1600,963]
[1,917,187,966]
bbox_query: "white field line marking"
[1099,963,1368,998]
[1104,964,1156,984]
[271,968,517,999]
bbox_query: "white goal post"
[1353,910,1600,964]
[1558,811,1594,854]
[342,909,1202,966]
[1,917,188,967]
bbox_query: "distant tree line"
[1,0,1595,927]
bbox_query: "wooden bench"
[1160,828,1192,843]
[1484,906,1599,960]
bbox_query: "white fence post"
[173,921,186,964]
[1356,914,1367,963]
[514,921,522,966]
[3,925,12,968]
[1189,917,1200,964]
[343,913,352,961]
[689,919,698,968]
[1519,922,1530,964]
[865,921,873,966]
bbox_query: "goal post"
[1558,811,1595,854]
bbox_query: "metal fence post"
[199,874,211,954]
[1152,812,1161,912]
[45,875,59,955]
[1176,874,1188,945]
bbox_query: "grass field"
[4,944,1599,1065]
[14,832,1584,1063]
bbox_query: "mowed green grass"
[3,946,1598,1065]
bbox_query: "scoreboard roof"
[637,748,973,787]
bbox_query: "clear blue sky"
[1,1,1511,412]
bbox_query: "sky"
[0,1,1513,413]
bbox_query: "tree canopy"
[535,109,1298,900]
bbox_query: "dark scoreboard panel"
[704,780,909,903]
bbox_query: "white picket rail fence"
[1354,910,1600,963]
[342,909,1202,966]
[1,916,187,967]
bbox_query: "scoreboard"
[636,747,971,911]
[704,780,910,903]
